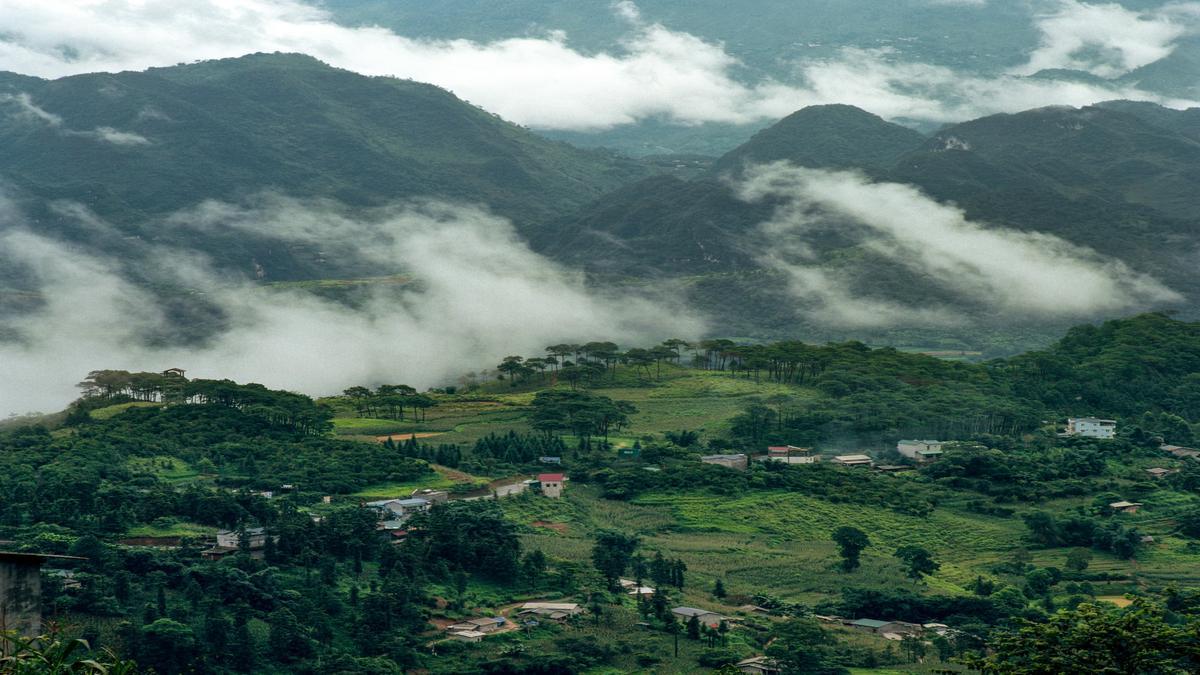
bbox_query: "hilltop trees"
[342,384,436,421]
[530,390,635,445]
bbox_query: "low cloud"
[1017,1,1198,78]
[736,162,1180,327]
[0,91,150,144]
[0,197,703,416]
[0,1,1196,131]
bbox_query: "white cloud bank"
[0,0,1197,130]
[1019,0,1197,77]
[737,163,1180,328]
[0,197,703,416]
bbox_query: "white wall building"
[1066,417,1116,439]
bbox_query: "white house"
[1066,417,1116,439]
[896,440,943,462]
[537,473,566,498]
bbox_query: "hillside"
[538,102,1200,345]
[0,53,649,279]
[8,314,1200,672]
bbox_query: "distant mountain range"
[0,53,649,280]
[2,53,1199,351]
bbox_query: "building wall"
[0,561,42,637]
[542,481,562,498]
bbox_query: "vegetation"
[8,315,1200,672]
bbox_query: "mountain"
[709,104,926,176]
[0,53,650,278]
[539,102,1200,346]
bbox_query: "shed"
[1110,501,1143,513]
[672,606,723,627]
[737,655,782,674]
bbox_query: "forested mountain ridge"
[0,53,649,278]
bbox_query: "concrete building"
[1066,417,1117,439]
[897,440,944,463]
[1,552,82,638]
[215,527,268,549]
[538,473,565,498]
[701,453,748,471]
[364,497,431,521]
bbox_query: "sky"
[0,0,1194,414]
[0,0,1198,130]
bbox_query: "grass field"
[90,401,161,419]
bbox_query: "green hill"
[0,53,649,278]
[709,104,926,176]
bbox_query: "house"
[736,656,783,675]
[215,527,268,550]
[539,456,562,464]
[1162,444,1200,459]
[762,446,819,464]
[321,495,333,504]
[849,618,891,633]
[517,602,583,620]
[251,490,274,499]
[1,552,83,638]
[701,453,748,471]
[1110,500,1143,514]
[627,586,656,597]
[737,604,772,616]
[832,454,873,467]
[449,630,486,642]
[897,440,944,463]
[1145,467,1176,478]
[448,617,505,634]
[672,606,723,628]
[364,497,431,521]
[879,620,923,636]
[537,473,566,498]
[1066,417,1116,439]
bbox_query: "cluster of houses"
[814,615,961,642]
[701,440,954,472]
[443,602,584,642]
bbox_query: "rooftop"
[538,473,565,482]
[1110,501,1143,508]
[701,454,746,460]
[672,606,719,617]
[851,618,890,628]
[834,454,872,462]
[395,498,429,507]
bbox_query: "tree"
[832,526,870,572]
[592,531,640,590]
[972,601,1191,674]
[140,618,198,674]
[764,617,845,675]
[686,615,701,640]
[1065,547,1092,572]
[894,546,939,582]
[713,578,726,599]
